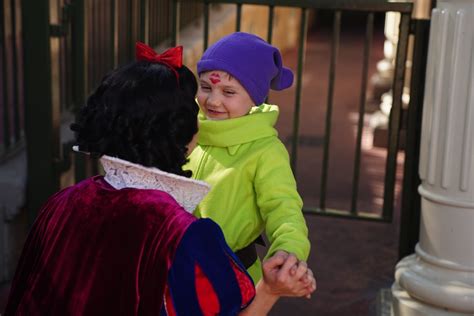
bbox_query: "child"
[187,32,311,283]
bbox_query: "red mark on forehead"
[209,72,221,84]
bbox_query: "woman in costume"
[4,43,314,316]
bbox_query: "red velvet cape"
[5,176,196,316]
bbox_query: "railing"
[81,0,202,92]
[0,0,24,162]
[202,0,414,222]
[20,0,429,243]
[1,0,201,164]
[21,0,204,220]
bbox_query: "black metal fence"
[16,0,430,254]
[18,0,204,222]
[0,0,23,163]
[0,0,202,163]
[203,0,416,223]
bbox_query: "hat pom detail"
[271,67,294,91]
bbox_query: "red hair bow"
[135,42,183,80]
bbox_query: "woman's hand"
[239,251,317,316]
[262,251,316,298]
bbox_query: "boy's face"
[197,70,254,120]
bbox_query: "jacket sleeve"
[254,141,310,261]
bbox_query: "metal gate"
[16,0,431,258]
[20,0,201,223]
[200,0,429,232]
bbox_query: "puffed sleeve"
[164,219,255,316]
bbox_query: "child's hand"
[287,260,317,298]
[261,251,316,298]
[301,268,317,298]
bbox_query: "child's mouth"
[207,109,225,115]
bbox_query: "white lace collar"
[100,155,210,213]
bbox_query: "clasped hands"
[261,250,316,299]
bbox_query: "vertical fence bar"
[10,0,20,142]
[59,0,66,112]
[320,10,341,211]
[140,0,149,42]
[89,1,95,86]
[290,7,308,171]
[111,0,118,68]
[170,0,179,46]
[49,0,62,172]
[91,1,98,86]
[98,0,104,82]
[267,5,274,43]
[127,0,134,60]
[350,12,374,215]
[101,1,107,78]
[101,0,107,72]
[149,0,155,45]
[94,0,99,85]
[203,1,209,51]
[22,0,60,222]
[16,0,24,134]
[1,0,11,151]
[158,0,164,45]
[64,1,73,111]
[382,12,411,220]
[95,0,100,82]
[72,0,88,182]
[398,19,430,258]
[160,0,167,45]
[235,3,242,31]
[263,5,274,104]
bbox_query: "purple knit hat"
[197,32,294,105]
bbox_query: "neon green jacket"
[186,104,310,282]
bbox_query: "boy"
[187,32,311,284]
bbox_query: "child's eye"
[224,90,236,95]
[200,85,211,91]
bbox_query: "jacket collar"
[197,104,279,148]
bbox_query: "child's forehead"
[201,70,231,79]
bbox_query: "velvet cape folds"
[5,176,254,315]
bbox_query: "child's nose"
[207,94,221,107]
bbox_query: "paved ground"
[0,15,406,316]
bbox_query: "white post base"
[392,254,474,315]
[392,282,471,316]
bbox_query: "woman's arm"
[239,252,317,315]
[239,281,280,316]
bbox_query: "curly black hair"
[71,61,199,177]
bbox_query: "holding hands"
[239,251,316,315]
[262,250,316,299]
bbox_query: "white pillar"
[392,1,474,315]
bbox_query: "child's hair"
[197,32,294,105]
[71,61,199,177]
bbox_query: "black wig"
[71,61,199,177]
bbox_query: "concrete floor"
[0,16,407,316]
